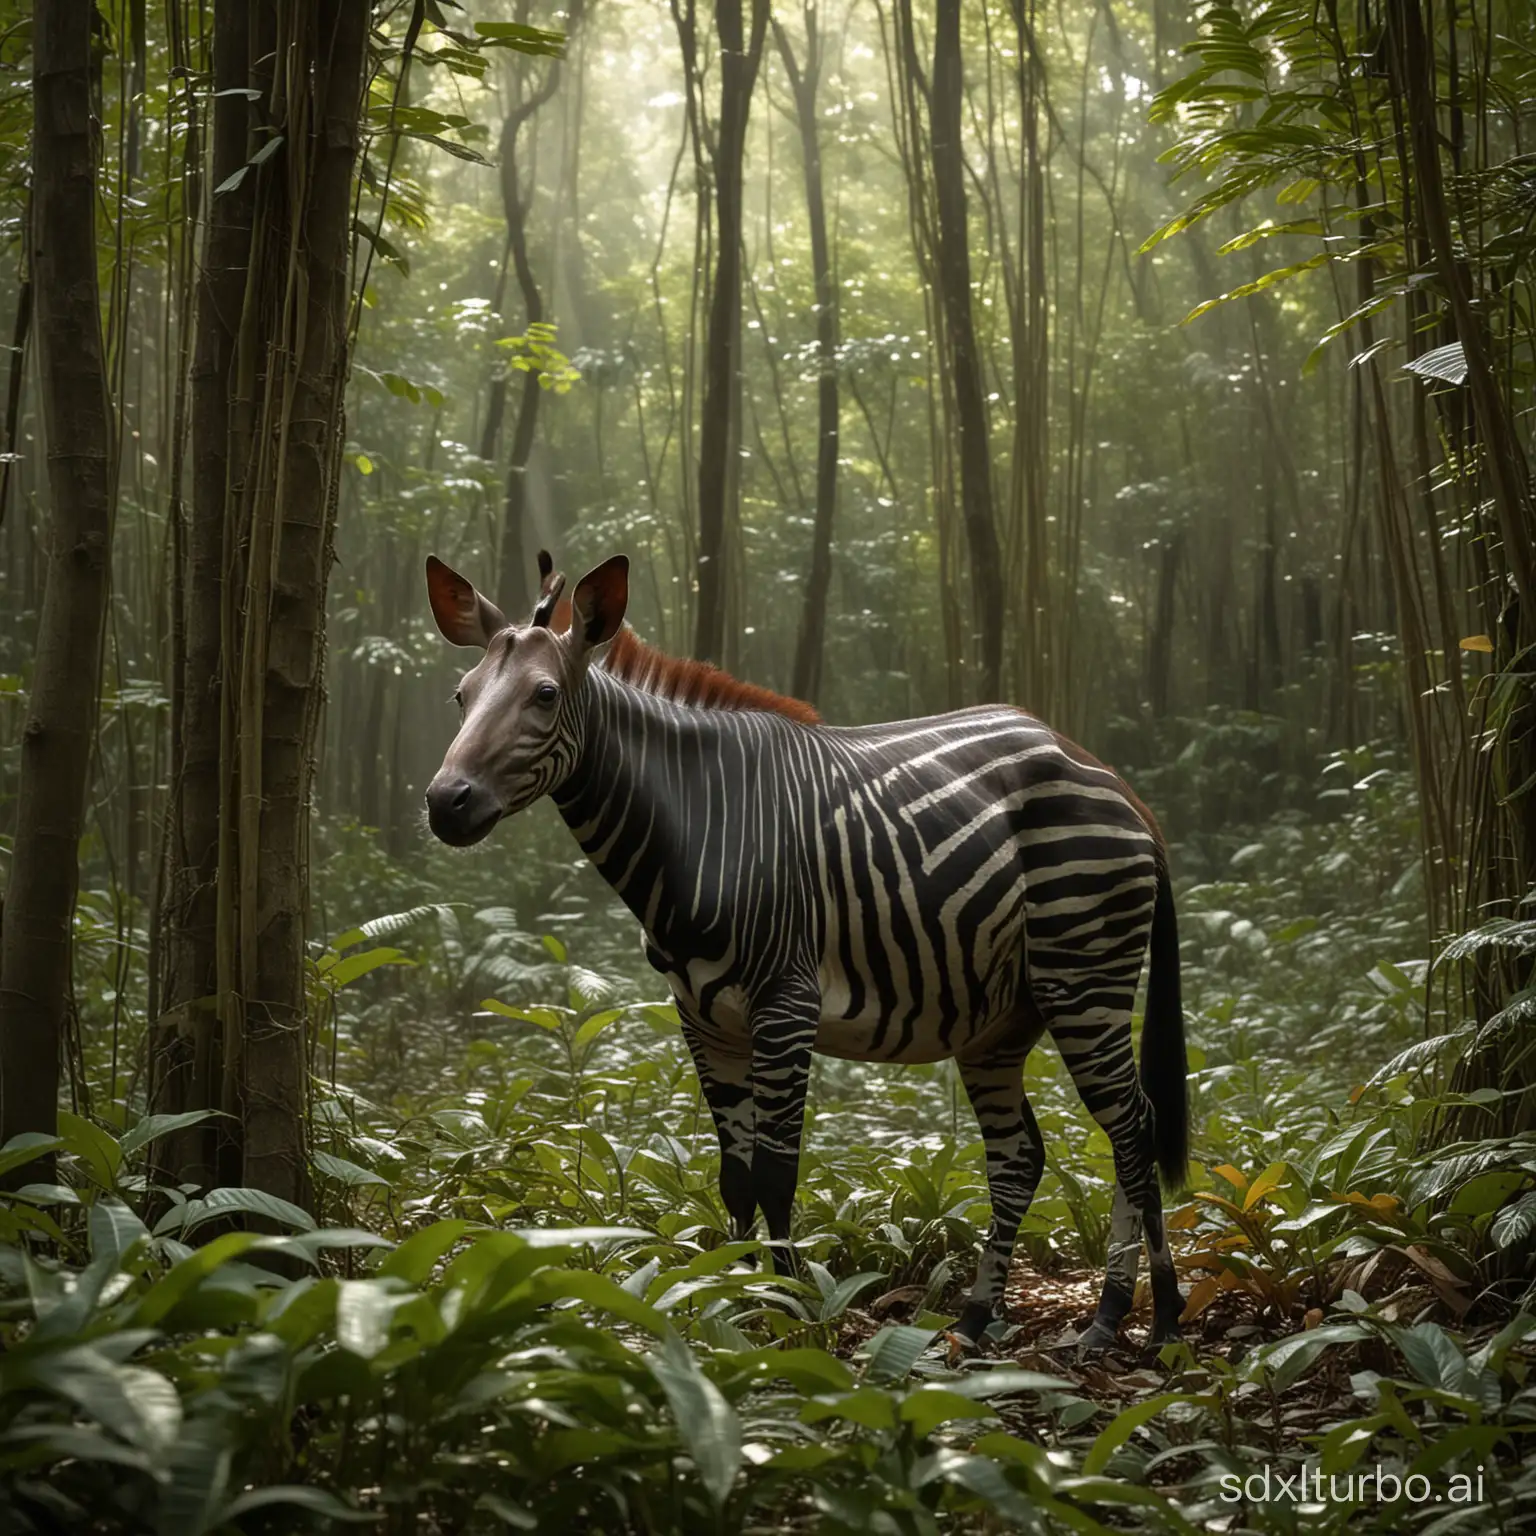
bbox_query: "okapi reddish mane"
[543,595,820,725]
[602,628,821,725]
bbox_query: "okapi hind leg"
[952,1060,1045,1342]
[1047,997,1183,1354]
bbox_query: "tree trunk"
[775,11,839,707]
[0,1,116,1176]
[151,0,370,1212]
[930,0,1004,701]
[152,0,255,1193]
[692,0,768,664]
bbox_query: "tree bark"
[691,0,768,664]
[930,0,1004,701]
[152,0,254,1193]
[0,1,116,1175]
[151,0,370,1212]
[775,9,840,708]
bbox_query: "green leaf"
[1493,1192,1536,1250]
[378,1220,473,1284]
[572,1008,625,1049]
[480,999,566,1030]
[319,946,416,988]
[648,1330,741,1507]
[1393,1323,1469,1394]
[131,1231,263,1326]
[336,1279,409,1359]
[1249,1322,1370,1394]
[217,1486,377,1524]
[90,1197,150,1265]
[818,1270,885,1322]
[157,1186,316,1238]
[473,20,565,57]
[801,1385,899,1432]
[742,1347,853,1394]
[314,1150,392,1188]
[118,1110,222,1160]
[0,1132,65,1180]
[1182,250,1331,324]
[945,1367,1079,1399]
[58,1110,122,1190]
[1083,1392,1183,1475]
[899,1387,996,1437]
[858,1324,936,1384]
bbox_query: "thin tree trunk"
[241,0,369,1209]
[775,9,839,706]
[691,0,768,664]
[152,0,254,1192]
[930,0,1003,701]
[0,1,116,1174]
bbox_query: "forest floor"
[832,1258,1476,1454]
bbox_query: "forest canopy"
[0,1,1534,1531]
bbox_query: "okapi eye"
[534,681,559,706]
[452,689,464,708]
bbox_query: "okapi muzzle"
[424,773,502,847]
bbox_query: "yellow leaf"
[1180,1276,1221,1322]
[1459,635,1494,653]
[1243,1161,1289,1211]
[1212,1163,1249,1195]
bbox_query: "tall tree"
[774,5,840,708]
[151,0,371,1208]
[488,0,583,614]
[929,0,1004,701]
[0,1,117,1173]
[680,0,769,664]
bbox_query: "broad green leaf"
[119,1110,222,1160]
[58,1111,122,1190]
[1393,1322,1469,1394]
[1083,1392,1183,1475]
[648,1330,741,1507]
[573,1007,625,1049]
[131,1231,263,1326]
[313,1150,392,1188]
[858,1324,936,1385]
[379,1220,473,1284]
[337,1279,408,1359]
[217,1486,376,1524]
[0,1132,65,1179]
[801,1386,898,1432]
[818,1269,885,1322]
[90,1197,150,1266]
[900,1387,996,1437]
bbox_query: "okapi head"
[423,550,628,845]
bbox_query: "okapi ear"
[425,555,508,649]
[537,549,554,585]
[569,555,629,648]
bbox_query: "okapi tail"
[1139,855,1189,1192]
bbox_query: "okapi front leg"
[747,974,820,1272]
[954,1060,1045,1341]
[680,1020,757,1242]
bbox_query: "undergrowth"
[5,746,1535,1531]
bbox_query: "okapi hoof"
[1145,1320,1183,1351]
[950,1301,995,1344]
[1074,1318,1123,1358]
